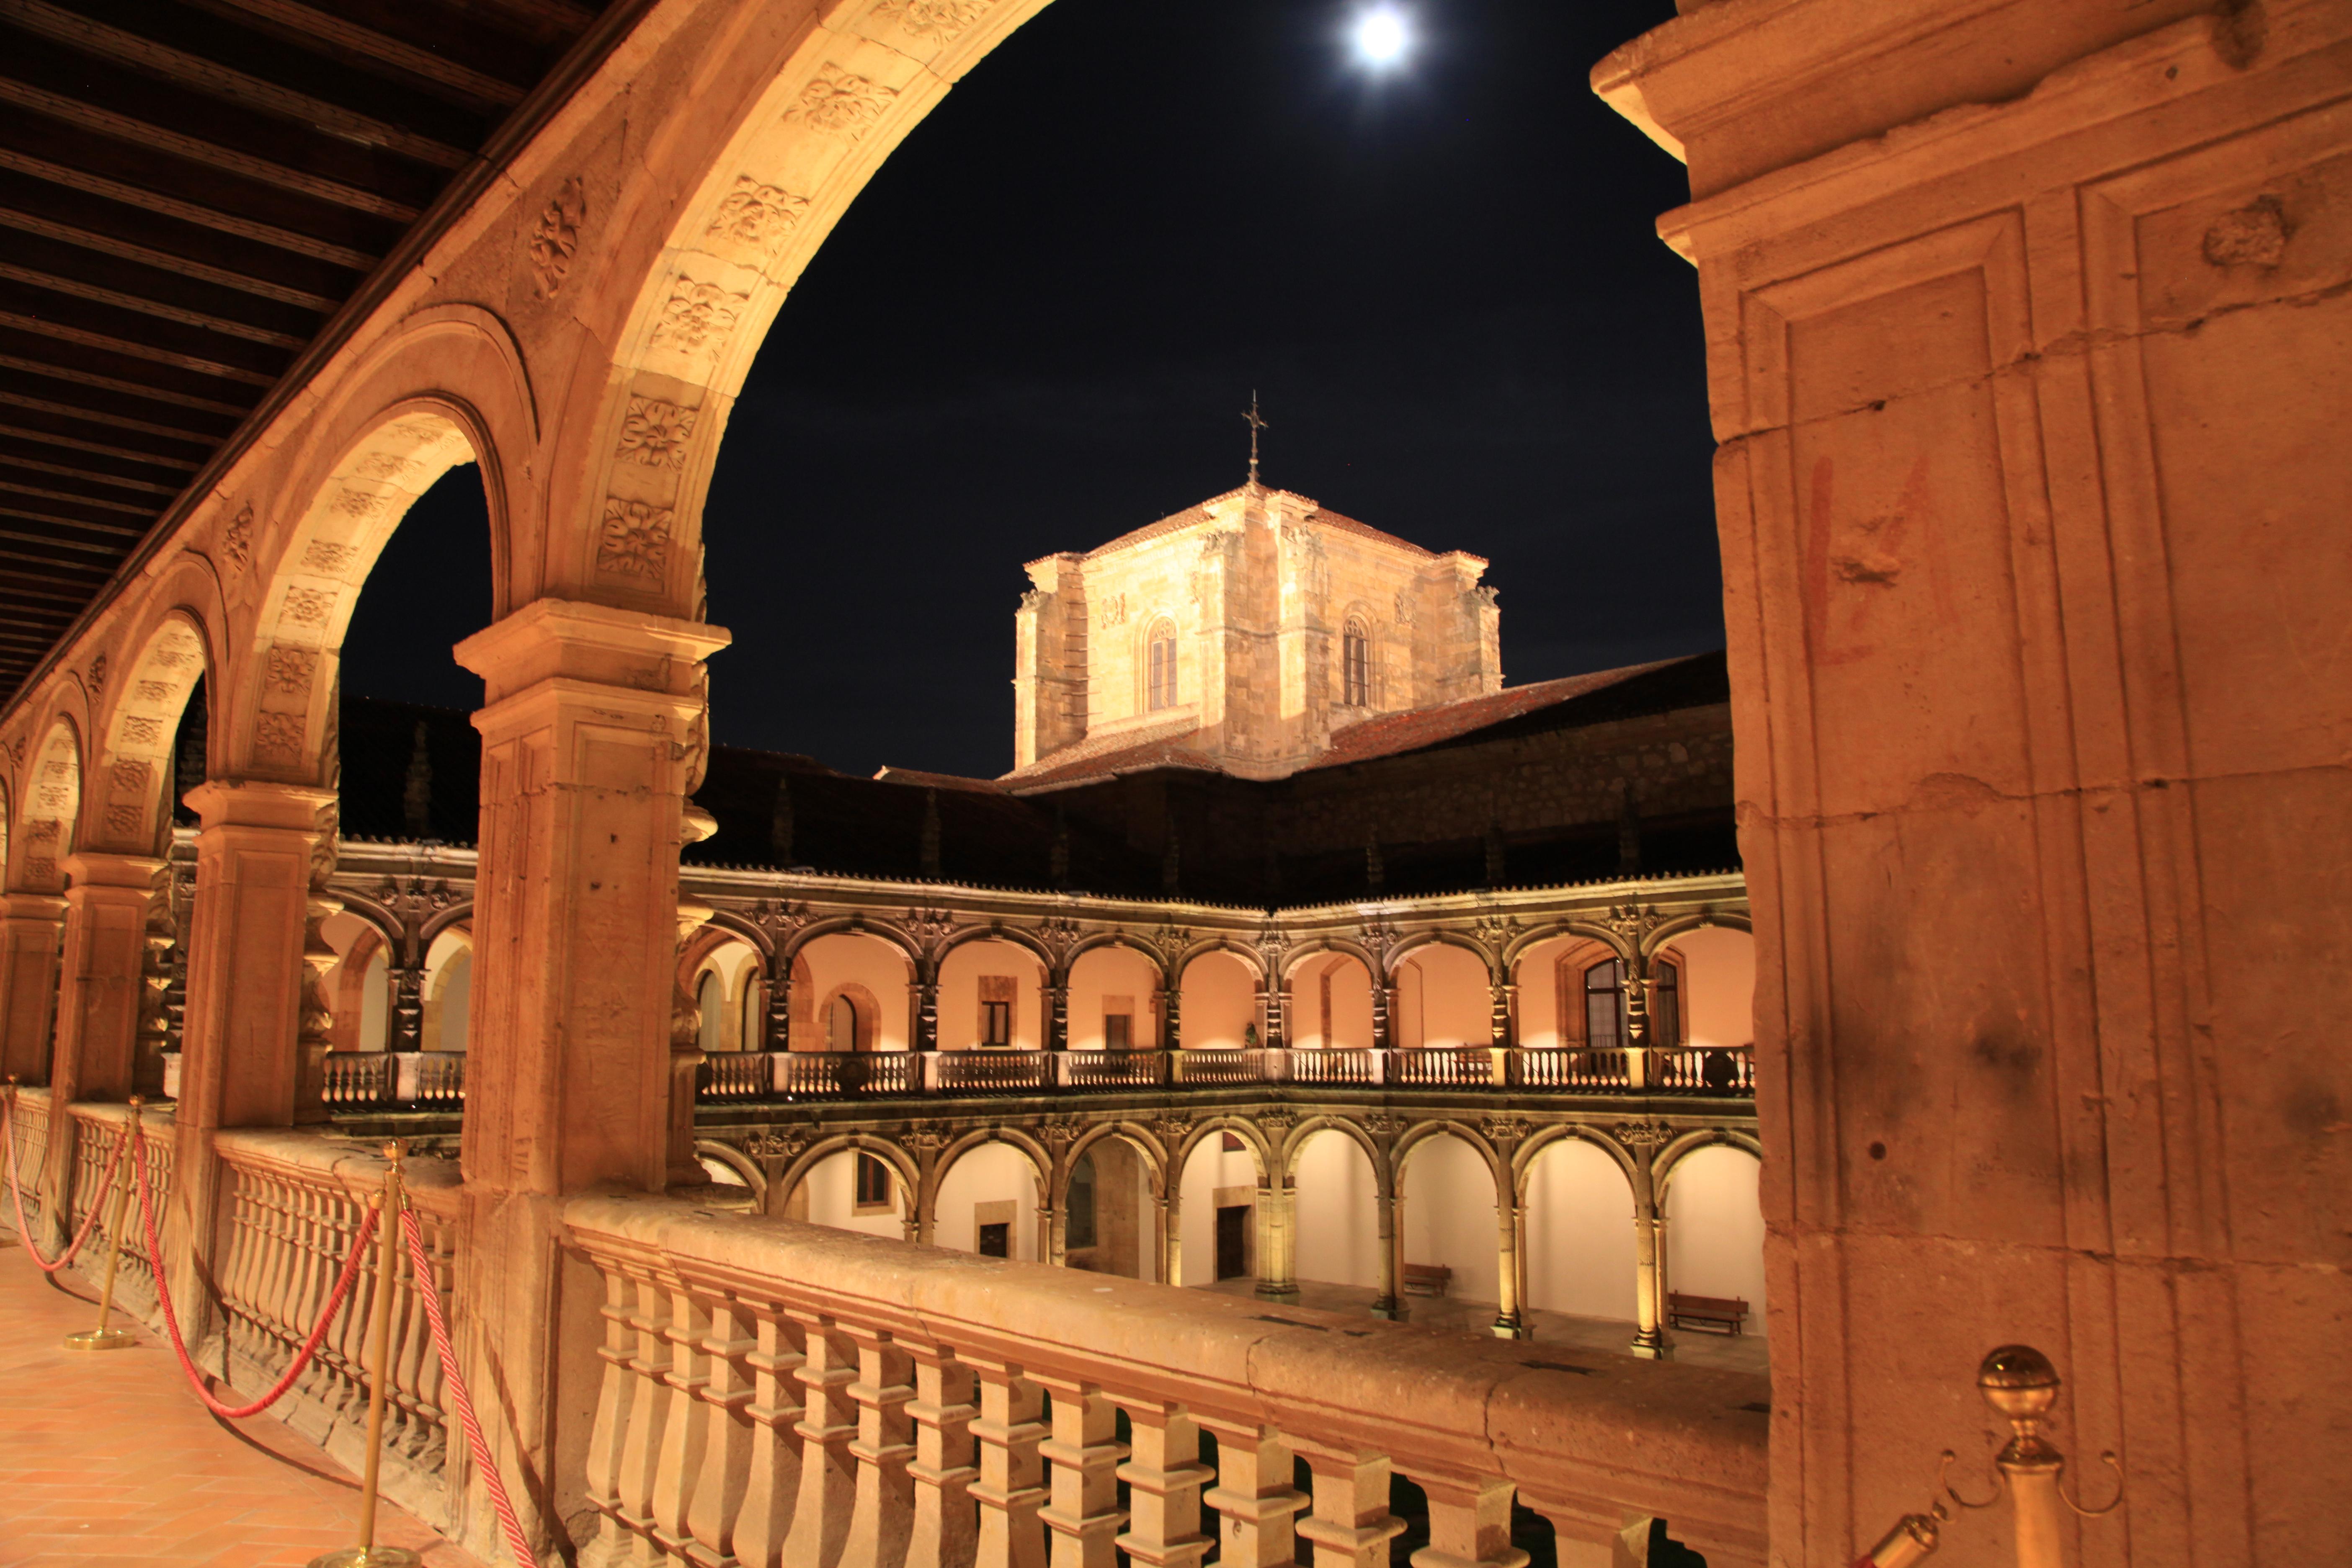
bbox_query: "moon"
[1351,6,1412,69]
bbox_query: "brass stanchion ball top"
[381,1139,403,1161]
[1978,1343,2060,1422]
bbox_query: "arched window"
[1583,958,1626,1051]
[696,970,726,1054]
[1651,955,1681,1048]
[1146,620,1178,710]
[1341,619,1371,707]
[829,993,861,1051]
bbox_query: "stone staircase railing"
[564,1194,1771,1568]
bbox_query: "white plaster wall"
[1510,936,1579,1048]
[1400,1133,1499,1304]
[1067,944,1161,1050]
[1658,927,1756,1050]
[934,1142,1044,1261]
[1664,1145,1767,1329]
[1394,959,1424,1048]
[937,939,1044,1051]
[798,932,911,1052]
[1292,954,1373,1049]
[1179,951,1256,1049]
[1178,1134,1261,1286]
[1403,943,1489,1048]
[797,1150,905,1240]
[1291,1129,1380,1289]
[431,948,472,1053]
[1523,1138,1638,1321]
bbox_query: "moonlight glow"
[1351,6,1412,69]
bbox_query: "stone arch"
[1276,1113,1387,1196]
[936,922,1056,975]
[1391,1118,1506,1194]
[1643,910,1752,957]
[817,981,883,1052]
[1514,1121,1639,1199]
[1521,935,1622,1051]
[695,1137,767,1199]
[779,914,923,972]
[1388,926,1501,982]
[12,713,83,893]
[705,908,776,963]
[86,576,225,855]
[417,902,475,949]
[1059,1119,1168,1208]
[924,1124,1053,1242]
[1061,931,1172,989]
[1655,1126,1766,1191]
[1502,919,1637,973]
[1174,939,1265,984]
[1170,1115,1271,1183]
[775,1130,919,1216]
[1279,936,1380,983]
[547,1,1058,638]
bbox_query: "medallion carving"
[221,505,253,573]
[789,65,898,136]
[872,0,987,39]
[597,499,674,580]
[618,396,698,469]
[707,175,808,251]
[301,540,356,573]
[282,587,335,627]
[1614,1120,1674,1150]
[255,711,305,763]
[651,278,750,358]
[263,645,317,696]
[530,176,584,299]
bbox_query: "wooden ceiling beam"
[0,205,340,311]
[0,305,284,387]
[0,349,255,418]
[179,0,532,111]
[0,145,378,269]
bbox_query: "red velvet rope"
[132,1132,378,1421]
[2,1095,132,1274]
[400,1206,539,1568]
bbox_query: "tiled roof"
[871,767,1008,794]
[1001,732,1227,791]
[1308,655,1719,771]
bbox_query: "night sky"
[342,0,1709,781]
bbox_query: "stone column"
[1045,984,1068,1052]
[1262,981,1287,1050]
[0,893,66,1085]
[1369,982,1394,1053]
[1158,984,1181,1054]
[766,959,792,1052]
[451,598,728,1554]
[1370,1185,1403,1320]
[671,886,717,1191]
[1627,1140,1668,1361]
[43,852,164,1215]
[1160,1184,1182,1287]
[169,779,335,1352]
[1491,1184,1524,1340]
[1251,1179,1298,1302]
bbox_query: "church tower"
[1009,485,1502,779]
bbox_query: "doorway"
[1215,1205,1248,1280]
[978,1222,1011,1259]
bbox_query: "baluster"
[783,1314,858,1568]
[651,1282,714,1565]
[687,1290,759,1568]
[1408,1476,1529,1568]
[413,1215,454,1466]
[615,1268,678,1563]
[967,1358,1047,1568]
[906,1346,978,1568]
[391,1200,438,1460]
[1198,1421,1305,1568]
[1034,1377,1125,1568]
[284,1181,328,1400]
[1293,1446,1406,1568]
[840,1326,918,1568]
[584,1261,648,1565]
[1112,1400,1211,1568]
[734,1297,804,1568]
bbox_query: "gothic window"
[1652,955,1681,1048]
[1146,620,1178,710]
[1341,619,1371,707]
[1584,958,1627,1051]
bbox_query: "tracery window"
[1146,620,1178,710]
[1341,619,1371,707]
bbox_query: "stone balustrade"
[63,1098,174,1318]
[564,1194,1769,1568]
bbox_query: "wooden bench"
[1666,1292,1749,1335]
[1402,1263,1452,1298]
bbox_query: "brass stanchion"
[63,1097,142,1350]
[309,1141,422,1568]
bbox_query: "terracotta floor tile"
[0,1244,485,1568]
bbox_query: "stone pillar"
[169,779,335,1352]
[671,889,717,1191]
[1045,984,1068,1052]
[1262,981,1287,1050]
[293,891,340,1124]
[1158,984,1181,1053]
[0,893,66,1085]
[1491,1184,1524,1340]
[1251,1178,1298,1302]
[766,959,792,1052]
[43,853,164,1215]
[1160,1185,1182,1288]
[1369,982,1394,1053]
[450,598,728,1555]
[917,974,939,1052]
[1627,1142,1667,1361]
[1370,1185,1403,1320]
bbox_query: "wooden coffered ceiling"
[0,0,645,701]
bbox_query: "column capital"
[60,851,167,892]
[454,596,730,701]
[183,778,337,832]
[0,890,68,921]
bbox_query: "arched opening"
[1177,949,1256,1049]
[794,931,913,1052]
[1289,952,1374,1050]
[779,1147,908,1240]
[1515,935,1615,1048]
[1399,1131,1499,1306]
[1176,1128,1261,1287]
[1062,1134,1158,1281]
[1341,617,1371,709]
[420,928,472,1054]
[1145,618,1179,712]
[1657,926,1756,1052]
[689,936,762,1054]
[934,1142,1045,1261]
[1291,1128,1380,1290]
[1663,1145,1767,1337]
[937,936,1043,1051]
[696,970,726,1055]
[320,914,390,1054]
[94,616,207,855]
[1067,944,1159,1051]
[1392,942,1488,1050]
[1523,1138,1637,1323]
[16,718,81,893]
